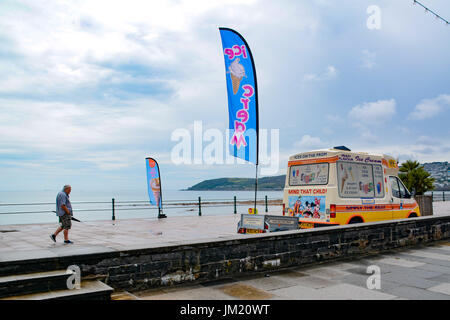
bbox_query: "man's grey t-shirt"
[56,191,72,217]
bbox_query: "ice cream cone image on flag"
[150,177,161,206]
[228,58,245,95]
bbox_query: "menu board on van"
[338,162,375,198]
[373,164,385,198]
[289,163,329,186]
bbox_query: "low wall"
[415,195,433,216]
[2,216,450,292]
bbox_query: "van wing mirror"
[410,189,416,198]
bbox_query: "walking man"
[50,185,74,244]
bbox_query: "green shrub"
[399,160,435,195]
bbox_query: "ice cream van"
[283,146,420,229]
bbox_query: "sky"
[0,0,449,192]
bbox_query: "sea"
[2,189,448,226]
[0,189,284,226]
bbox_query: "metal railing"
[430,191,448,202]
[0,195,283,221]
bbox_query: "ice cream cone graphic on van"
[348,166,354,180]
[228,58,245,95]
[340,164,348,190]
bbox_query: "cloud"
[295,135,329,149]
[325,114,344,122]
[0,98,181,170]
[303,65,338,82]
[348,99,396,125]
[361,49,376,69]
[353,135,450,164]
[346,99,396,144]
[416,135,439,146]
[408,94,450,120]
[0,1,265,101]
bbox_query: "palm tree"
[399,160,435,195]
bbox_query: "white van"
[283,147,420,229]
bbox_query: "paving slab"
[302,266,351,279]
[140,285,236,300]
[397,252,450,268]
[427,274,450,283]
[278,275,337,289]
[267,284,333,300]
[404,250,450,262]
[48,245,117,257]
[435,245,450,252]
[316,283,396,300]
[382,284,450,300]
[218,283,274,300]
[374,257,425,268]
[413,263,450,275]
[376,263,442,280]
[381,272,440,289]
[324,262,360,271]
[340,273,378,290]
[0,249,58,263]
[428,283,450,296]
[269,283,395,300]
[240,275,298,291]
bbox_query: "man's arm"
[61,204,71,215]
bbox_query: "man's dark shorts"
[59,214,72,230]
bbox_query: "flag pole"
[156,159,165,219]
[254,163,258,214]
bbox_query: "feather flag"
[219,28,259,165]
[146,157,164,217]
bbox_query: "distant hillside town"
[422,162,450,191]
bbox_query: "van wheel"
[348,217,364,224]
[408,213,418,218]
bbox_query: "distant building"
[422,162,450,191]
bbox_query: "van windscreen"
[289,163,329,186]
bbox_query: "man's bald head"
[63,185,71,194]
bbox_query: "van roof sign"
[333,146,351,151]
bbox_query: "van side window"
[398,179,411,198]
[398,180,407,198]
[389,176,401,198]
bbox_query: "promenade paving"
[0,213,247,258]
